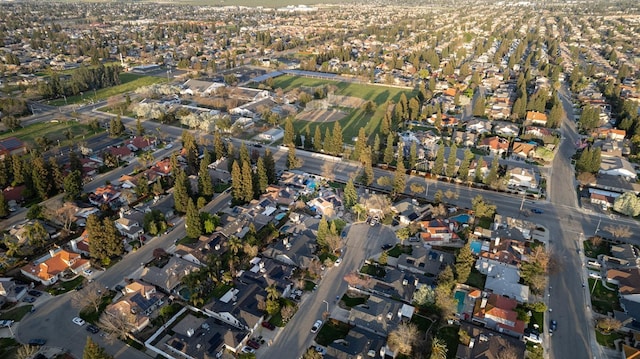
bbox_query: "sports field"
[271,75,416,143]
[0,121,102,149]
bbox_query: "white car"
[311,319,323,333]
[334,258,342,266]
[83,269,93,276]
[241,346,255,354]
[165,143,173,149]
[72,317,85,326]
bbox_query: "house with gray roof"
[140,256,199,293]
[347,294,412,336]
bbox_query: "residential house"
[465,119,492,134]
[20,249,90,286]
[456,322,526,359]
[492,122,520,137]
[88,184,121,206]
[174,233,226,266]
[307,197,335,217]
[524,126,553,138]
[162,312,248,358]
[202,282,266,332]
[506,166,538,189]
[0,137,27,160]
[326,327,386,359]
[471,293,526,339]
[590,191,615,209]
[347,294,411,336]
[115,210,145,240]
[0,278,27,302]
[396,246,455,277]
[475,255,529,303]
[262,229,318,268]
[180,79,225,96]
[607,268,640,303]
[261,185,297,207]
[391,199,425,225]
[478,137,509,156]
[604,244,639,268]
[125,136,157,152]
[417,219,461,247]
[510,142,536,161]
[107,146,134,163]
[9,220,54,244]
[105,280,165,332]
[525,111,548,126]
[147,158,173,181]
[599,156,637,181]
[140,256,199,293]
[453,131,477,148]
[597,128,626,141]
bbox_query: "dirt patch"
[296,108,347,123]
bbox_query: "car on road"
[22,296,36,303]
[28,338,47,346]
[311,320,323,334]
[550,320,557,333]
[261,321,275,330]
[241,346,255,354]
[86,324,100,334]
[334,258,342,266]
[72,317,85,326]
[28,290,42,297]
[247,339,261,349]
[381,243,393,250]
[531,208,544,214]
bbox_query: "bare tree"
[15,345,39,359]
[429,337,448,359]
[71,281,104,313]
[596,317,622,333]
[321,162,336,181]
[325,234,342,253]
[528,273,549,295]
[603,225,632,239]
[444,190,459,200]
[343,272,372,289]
[281,305,296,323]
[387,322,419,356]
[589,236,603,247]
[99,311,136,343]
[529,246,550,271]
[496,344,520,359]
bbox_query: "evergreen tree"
[213,131,225,160]
[31,156,50,200]
[433,145,445,176]
[0,191,8,218]
[455,242,475,283]
[408,97,420,121]
[284,117,295,146]
[181,131,199,174]
[393,161,406,196]
[256,157,268,194]
[304,128,313,149]
[230,161,243,201]
[316,217,329,249]
[186,198,202,239]
[353,127,367,161]
[344,179,357,209]
[102,218,123,259]
[548,103,562,128]
[83,337,114,359]
[372,134,381,163]
[381,112,391,136]
[408,142,417,170]
[49,157,65,193]
[136,118,144,136]
[313,126,323,152]
[11,154,24,184]
[239,143,250,167]
[383,133,395,164]
[324,127,333,154]
[458,149,474,182]
[241,160,254,202]
[173,169,191,213]
[63,170,83,200]
[445,143,458,178]
[286,147,300,169]
[109,115,124,137]
[484,156,500,187]
[198,166,214,199]
[263,149,277,184]
[472,91,485,117]
[294,131,303,148]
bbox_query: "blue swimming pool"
[449,213,471,224]
[454,290,466,314]
[274,213,286,221]
[470,240,483,255]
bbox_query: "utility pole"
[595,215,602,235]
[519,193,526,212]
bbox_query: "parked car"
[550,320,557,333]
[115,285,125,292]
[83,269,93,276]
[86,325,100,334]
[28,338,47,346]
[0,320,14,328]
[247,339,260,349]
[334,258,342,266]
[381,243,393,250]
[28,290,42,297]
[261,321,275,330]
[315,346,327,355]
[311,320,323,334]
[241,346,255,354]
[22,296,36,303]
[531,208,544,214]
[72,317,85,326]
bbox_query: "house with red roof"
[417,219,462,247]
[21,248,90,285]
[125,136,157,152]
[472,293,526,339]
[107,146,134,163]
[525,111,547,126]
[478,136,509,156]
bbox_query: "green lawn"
[0,338,19,359]
[0,121,102,149]
[589,278,622,314]
[595,330,623,349]
[465,268,487,290]
[341,294,368,308]
[315,319,351,346]
[583,239,612,258]
[0,305,33,321]
[387,244,413,258]
[304,280,316,291]
[176,236,199,245]
[437,325,461,359]
[50,73,166,106]
[360,264,386,278]
[270,75,416,143]
[530,310,544,332]
[410,313,434,332]
[211,284,233,299]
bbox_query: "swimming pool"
[274,213,286,221]
[449,213,471,224]
[470,240,483,255]
[454,290,466,314]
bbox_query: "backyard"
[464,268,487,290]
[589,278,622,314]
[360,263,387,278]
[271,75,416,143]
[387,244,413,258]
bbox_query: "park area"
[271,75,416,143]
[0,120,103,150]
[49,72,166,106]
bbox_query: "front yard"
[360,263,386,278]
[595,329,623,349]
[0,305,33,321]
[583,238,612,258]
[589,278,622,314]
[315,319,351,346]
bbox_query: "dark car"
[114,285,125,292]
[531,208,544,214]
[28,338,47,346]
[381,244,393,250]
[22,296,36,303]
[261,321,275,330]
[86,324,100,334]
[28,290,42,297]
[550,320,557,333]
[247,339,261,349]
